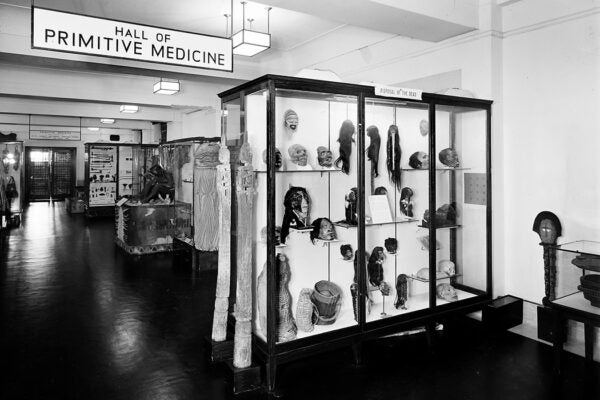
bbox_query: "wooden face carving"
[317,146,333,167]
[538,218,558,244]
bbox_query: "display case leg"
[267,359,278,393]
[552,315,565,374]
[425,322,436,349]
[584,324,595,363]
[352,341,363,365]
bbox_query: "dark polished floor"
[1,202,599,400]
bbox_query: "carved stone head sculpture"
[262,148,283,169]
[436,283,458,302]
[316,146,333,168]
[218,145,230,164]
[340,244,354,261]
[288,144,308,166]
[419,119,429,136]
[439,148,460,168]
[310,217,337,244]
[384,237,398,254]
[438,259,456,276]
[284,109,299,131]
[409,151,429,169]
[532,211,562,245]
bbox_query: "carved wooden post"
[233,143,255,368]
[211,146,232,342]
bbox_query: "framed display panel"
[218,75,492,391]
[84,143,159,215]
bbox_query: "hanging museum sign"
[31,7,233,72]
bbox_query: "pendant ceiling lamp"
[231,1,271,57]
[153,78,180,95]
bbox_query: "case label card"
[374,85,422,100]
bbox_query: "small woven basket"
[311,280,342,325]
[296,288,317,332]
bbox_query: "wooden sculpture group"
[211,143,256,369]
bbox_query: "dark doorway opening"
[25,147,75,201]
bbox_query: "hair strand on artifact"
[386,124,402,191]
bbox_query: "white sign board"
[374,85,422,100]
[32,7,233,72]
[30,130,81,141]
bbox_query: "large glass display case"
[0,140,24,228]
[84,143,158,216]
[219,75,492,390]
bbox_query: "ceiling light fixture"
[100,118,115,124]
[88,127,100,131]
[232,2,271,57]
[153,78,180,95]
[120,105,139,113]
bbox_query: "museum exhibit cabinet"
[219,75,492,390]
[84,143,158,217]
[0,140,24,229]
[544,240,600,366]
[159,137,221,255]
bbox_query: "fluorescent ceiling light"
[153,79,180,95]
[232,30,270,56]
[100,118,115,124]
[87,127,100,131]
[120,105,139,113]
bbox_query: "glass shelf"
[410,273,462,283]
[552,240,600,257]
[417,224,462,229]
[400,167,472,172]
[254,169,342,174]
[335,218,418,229]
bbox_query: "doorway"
[25,147,75,201]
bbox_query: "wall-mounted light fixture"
[87,127,100,131]
[100,118,115,124]
[232,2,271,57]
[120,105,139,113]
[153,79,180,95]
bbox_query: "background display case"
[159,137,221,252]
[543,240,600,366]
[84,143,158,216]
[0,140,24,228]
[219,75,492,390]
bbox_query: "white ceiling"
[5,0,480,62]
[0,0,484,124]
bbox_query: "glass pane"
[245,89,268,342]
[364,98,430,322]
[253,89,360,343]
[434,105,488,306]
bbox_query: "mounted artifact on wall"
[532,211,562,305]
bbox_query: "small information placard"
[374,85,422,100]
[368,195,393,224]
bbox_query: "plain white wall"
[502,3,600,302]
